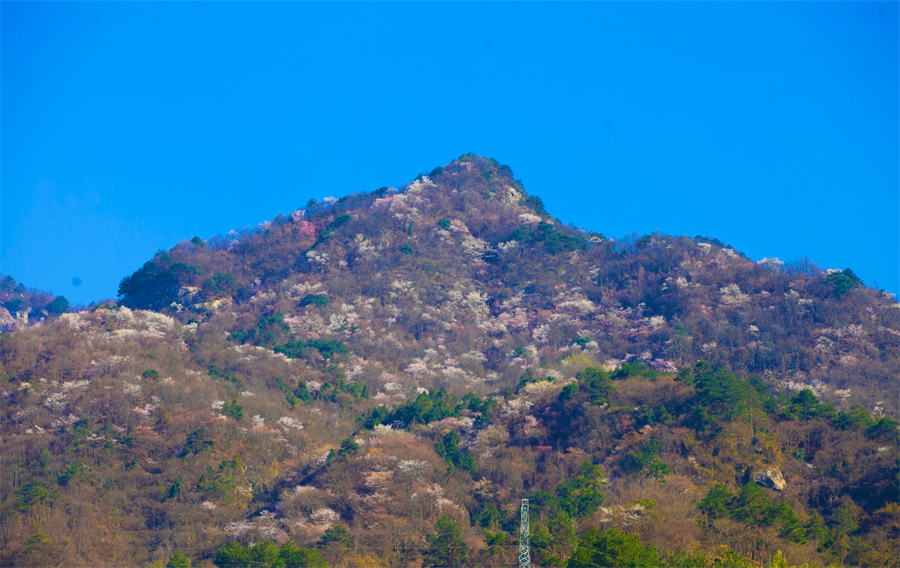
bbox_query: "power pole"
[519,498,530,568]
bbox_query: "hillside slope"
[1,155,897,567]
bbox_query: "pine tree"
[166,550,190,568]
[422,515,469,567]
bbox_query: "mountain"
[1,154,897,568]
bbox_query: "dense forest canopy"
[2,155,898,567]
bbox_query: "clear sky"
[2,2,898,305]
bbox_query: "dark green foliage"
[472,502,503,529]
[69,417,93,448]
[198,458,240,493]
[698,483,733,520]
[141,369,160,380]
[223,399,243,421]
[298,293,331,308]
[511,221,584,253]
[421,515,469,568]
[437,218,451,230]
[321,213,352,239]
[1,275,27,294]
[305,338,349,360]
[313,373,368,403]
[362,388,469,428]
[482,528,509,554]
[400,243,413,254]
[622,438,670,480]
[697,483,807,544]
[318,525,353,549]
[337,437,359,456]
[292,381,313,403]
[429,166,444,177]
[56,459,85,487]
[208,364,242,387]
[203,271,235,297]
[558,382,579,402]
[576,366,614,403]
[2,297,27,314]
[45,295,70,315]
[866,417,900,442]
[522,194,546,215]
[256,313,290,346]
[228,313,290,347]
[16,480,57,512]
[166,550,191,568]
[611,360,658,382]
[675,366,695,386]
[273,339,306,359]
[532,509,577,561]
[190,236,205,247]
[178,428,214,458]
[691,361,754,429]
[568,528,660,568]
[435,429,476,474]
[787,389,836,421]
[21,532,62,567]
[825,268,863,298]
[118,260,203,302]
[556,461,607,518]
[214,540,327,568]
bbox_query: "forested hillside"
[2,155,897,567]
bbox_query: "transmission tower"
[518,498,531,568]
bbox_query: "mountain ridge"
[1,154,897,568]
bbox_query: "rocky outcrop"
[755,467,787,491]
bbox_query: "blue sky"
[2,1,898,305]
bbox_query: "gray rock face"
[754,467,787,491]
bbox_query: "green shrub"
[299,293,331,308]
[178,428,214,458]
[222,399,243,421]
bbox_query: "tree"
[21,532,62,567]
[166,550,191,568]
[280,541,328,568]
[46,295,70,314]
[422,515,469,567]
[576,366,614,404]
[568,528,660,568]
[556,461,607,518]
[318,525,353,549]
[178,428,214,458]
[214,542,252,567]
[824,268,862,298]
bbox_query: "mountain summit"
[2,155,897,567]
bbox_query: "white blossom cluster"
[720,284,750,307]
[306,250,329,265]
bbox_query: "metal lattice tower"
[518,498,531,568]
